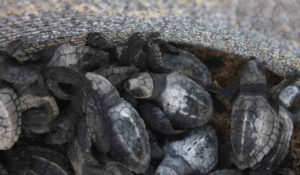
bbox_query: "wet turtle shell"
[0,85,21,150]
[85,72,151,173]
[0,164,8,175]
[94,66,139,90]
[155,126,218,175]
[125,72,213,128]
[47,43,109,71]
[161,48,212,87]
[231,59,280,170]
[252,106,294,172]
[208,169,243,175]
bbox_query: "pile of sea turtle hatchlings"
[0,32,299,175]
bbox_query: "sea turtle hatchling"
[124,72,213,129]
[0,83,21,150]
[85,32,107,49]
[231,59,281,170]
[47,43,109,71]
[44,67,111,154]
[155,126,218,175]
[85,72,151,173]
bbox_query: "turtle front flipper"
[138,102,185,135]
[0,86,21,150]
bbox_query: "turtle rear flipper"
[6,39,37,63]
[138,102,185,135]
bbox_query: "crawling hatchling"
[231,59,281,170]
[0,83,21,150]
[155,125,218,175]
[125,72,213,130]
[85,72,151,173]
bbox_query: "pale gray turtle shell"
[155,126,218,175]
[0,164,8,175]
[209,169,243,175]
[85,72,151,173]
[0,86,21,150]
[95,66,139,89]
[231,95,280,169]
[162,49,212,87]
[156,72,213,128]
[47,43,109,71]
[253,106,294,171]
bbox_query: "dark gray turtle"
[85,32,107,49]
[85,72,151,173]
[0,54,40,87]
[124,72,213,129]
[138,102,185,135]
[161,48,212,87]
[68,138,131,175]
[94,66,139,90]
[0,84,21,150]
[231,59,280,170]
[47,43,109,71]
[208,169,243,175]
[6,39,37,63]
[0,164,8,175]
[155,126,218,175]
[44,67,111,154]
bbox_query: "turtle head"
[47,118,74,145]
[86,32,107,49]
[124,72,153,99]
[240,58,266,86]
